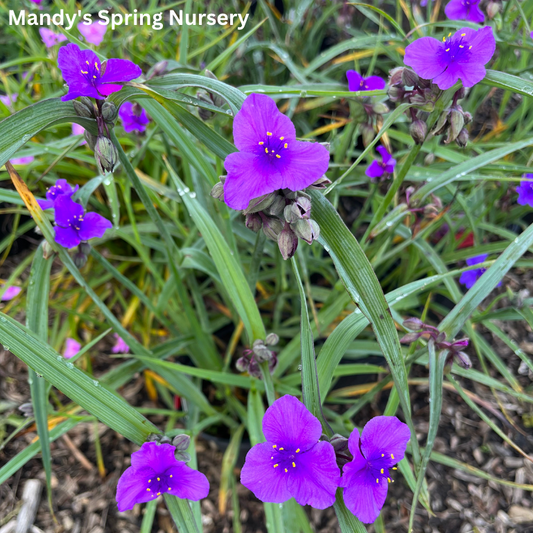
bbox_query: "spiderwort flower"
[459,254,501,289]
[112,334,130,354]
[119,102,150,133]
[445,0,484,23]
[58,43,142,101]
[63,338,81,359]
[39,28,67,48]
[0,94,17,108]
[37,179,79,210]
[72,123,87,145]
[517,174,533,208]
[240,395,340,509]
[1,286,22,301]
[116,442,209,512]
[223,94,330,211]
[365,146,396,180]
[10,156,34,165]
[78,21,107,46]
[404,26,496,90]
[346,70,386,92]
[53,195,112,249]
[341,416,410,524]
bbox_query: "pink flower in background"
[1,286,22,301]
[78,21,107,46]
[0,94,17,108]
[10,156,35,165]
[112,334,130,354]
[31,0,43,4]
[63,338,81,359]
[39,28,67,48]
[72,123,87,145]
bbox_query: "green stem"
[260,361,276,406]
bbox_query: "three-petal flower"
[119,102,150,133]
[346,70,386,92]
[366,146,396,180]
[37,179,79,210]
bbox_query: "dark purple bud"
[409,119,427,144]
[174,451,191,463]
[308,176,332,190]
[278,225,299,260]
[210,182,224,201]
[452,338,469,349]
[248,356,261,378]
[172,434,191,451]
[265,333,279,346]
[147,60,168,79]
[236,356,249,372]
[330,434,349,453]
[455,127,469,148]
[455,351,472,369]
[463,111,473,125]
[294,196,312,218]
[73,252,87,269]
[262,215,284,241]
[389,67,404,86]
[403,317,424,330]
[245,213,262,232]
[196,92,215,121]
[387,86,405,102]
[400,332,423,344]
[268,352,278,374]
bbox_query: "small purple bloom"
[10,156,34,165]
[78,21,107,46]
[444,0,484,23]
[39,28,67,48]
[0,93,17,108]
[459,253,501,289]
[72,123,87,145]
[341,416,410,524]
[63,338,81,359]
[1,286,22,301]
[112,334,130,354]
[365,146,396,180]
[404,26,496,90]
[58,43,142,102]
[223,94,330,211]
[346,70,386,92]
[517,174,533,208]
[240,395,340,509]
[116,442,209,512]
[53,195,112,249]
[119,102,150,133]
[31,0,43,4]
[37,179,79,210]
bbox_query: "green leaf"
[482,69,533,98]
[164,495,200,533]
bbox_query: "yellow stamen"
[448,32,452,36]
[292,462,296,467]
[148,479,151,482]
[273,445,277,448]
[265,148,269,153]
[279,448,284,451]
[81,70,89,74]
[376,479,379,483]
[445,48,450,52]
[168,487,171,490]
[259,141,264,145]
[95,62,99,71]
[380,469,384,474]
[459,45,464,48]
[393,467,397,470]
[157,477,160,481]
[296,449,300,453]
[274,464,279,468]
[461,33,466,36]
[276,154,281,158]
[388,478,391,483]
[86,60,90,65]
[284,143,288,148]
[147,488,150,491]
[157,492,161,495]
[267,131,272,136]
[93,75,97,79]
[381,454,385,457]
[280,136,284,140]
[391,454,394,459]
[284,468,288,473]
[170,475,173,478]
[442,36,446,41]
[469,46,472,49]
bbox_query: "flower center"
[270,444,300,473]
[258,131,289,160]
[369,452,398,485]
[80,60,101,85]
[441,32,472,63]
[145,472,175,498]
[66,213,84,232]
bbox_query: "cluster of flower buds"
[211,176,330,260]
[325,433,352,468]
[430,94,472,148]
[73,97,118,174]
[73,242,91,269]
[400,317,472,369]
[147,433,192,463]
[405,187,443,219]
[236,333,279,378]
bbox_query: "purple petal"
[99,58,142,84]
[444,0,469,20]
[10,156,34,165]
[1,286,22,301]
[517,180,533,207]
[241,442,292,503]
[465,254,488,266]
[262,395,322,451]
[54,226,80,249]
[58,44,97,86]
[362,76,386,91]
[78,21,107,46]
[404,37,448,80]
[468,3,485,23]
[37,199,54,210]
[112,334,130,354]
[361,416,411,467]
[39,28,67,48]
[465,26,496,65]
[61,84,103,102]
[384,159,397,173]
[63,338,81,359]
[432,65,462,90]
[54,195,84,228]
[459,270,480,289]
[365,161,384,179]
[78,212,112,241]
[131,442,177,471]
[96,83,124,97]
[342,461,388,524]
[286,441,339,509]
[346,70,364,92]
[376,146,390,162]
[72,123,85,136]
[231,93,296,152]
[165,462,210,501]
[116,465,156,511]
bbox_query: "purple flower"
[1,286,22,301]
[346,70,386,92]
[112,334,130,354]
[444,0,484,23]
[39,28,67,48]
[63,338,81,359]
[37,179,79,210]
[119,102,150,133]
[223,94,330,211]
[365,146,396,180]
[10,156,34,165]
[116,442,209,512]
[78,21,107,46]
[31,0,43,4]
[72,123,87,145]
[341,416,410,524]
[240,395,340,509]
[459,254,501,289]
[404,26,496,90]
[0,93,17,108]
[517,174,533,208]
[53,195,112,249]
[58,43,142,102]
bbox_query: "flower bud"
[463,111,473,125]
[388,67,404,87]
[330,434,349,453]
[423,204,439,218]
[94,136,117,174]
[266,195,285,216]
[73,100,95,119]
[236,356,250,372]
[436,331,446,344]
[261,216,283,241]
[210,181,224,201]
[196,91,215,121]
[409,119,427,144]
[294,196,312,218]
[372,102,389,115]
[73,252,87,269]
[253,344,273,362]
[172,434,191,451]
[424,153,435,166]
[42,240,55,260]
[403,317,424,330]
[278,225,298,260]
[102,101,117,123]
[245,213,262,232]
[147,60,168,79]
[431,110,450,136]
[243,193,276,215]
[292,219,314,244]
[455,127,469,148]
[387,86,405,102]
[486,0,501,18]
[361,123,375,147]
[400,332,423,344]
[79,242,91,255]
[265,333,279,346]
[175,451,191,463]
[148,434,171,444]
[455,351,472,369]
[284,204,296,224]
[402,68,419,87]
[84,131,98,151]
[445,107,464,144]
[308,176,332,190]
